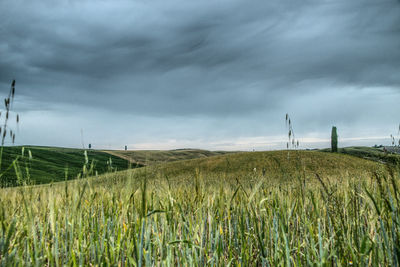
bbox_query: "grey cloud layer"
[0,0,399,148]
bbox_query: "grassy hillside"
[0,147,233,187]
[104,149,231,165]
[320,146,400,165]
[15,149,381,189]
[135,150,383,184]
[1,150,398,265]
[0,146,136,187]
[104,149,381,183]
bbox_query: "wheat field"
[1,151,399,266]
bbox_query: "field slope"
[0,146,134,186]
[0,147,233,187]
[123,150,383,184]
[320,146,400,165]
[104,148,231,165]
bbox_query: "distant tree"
[88,144,92,149]
[331,126,338,152]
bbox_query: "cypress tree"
[331,126,338,152]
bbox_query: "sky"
[0,0,399,151]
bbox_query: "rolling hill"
[0,146,388,188]
[0,146,135,186]
[103,148,231,165]
[320,146,400,165]
[89,149,385,189]
[0,147,232,187]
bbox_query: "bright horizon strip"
[5,135,394,151]
[124,135,392,151]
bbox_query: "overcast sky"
[0,0,399,150]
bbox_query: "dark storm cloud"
[1,0,399,116]
[0,0,399,149]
